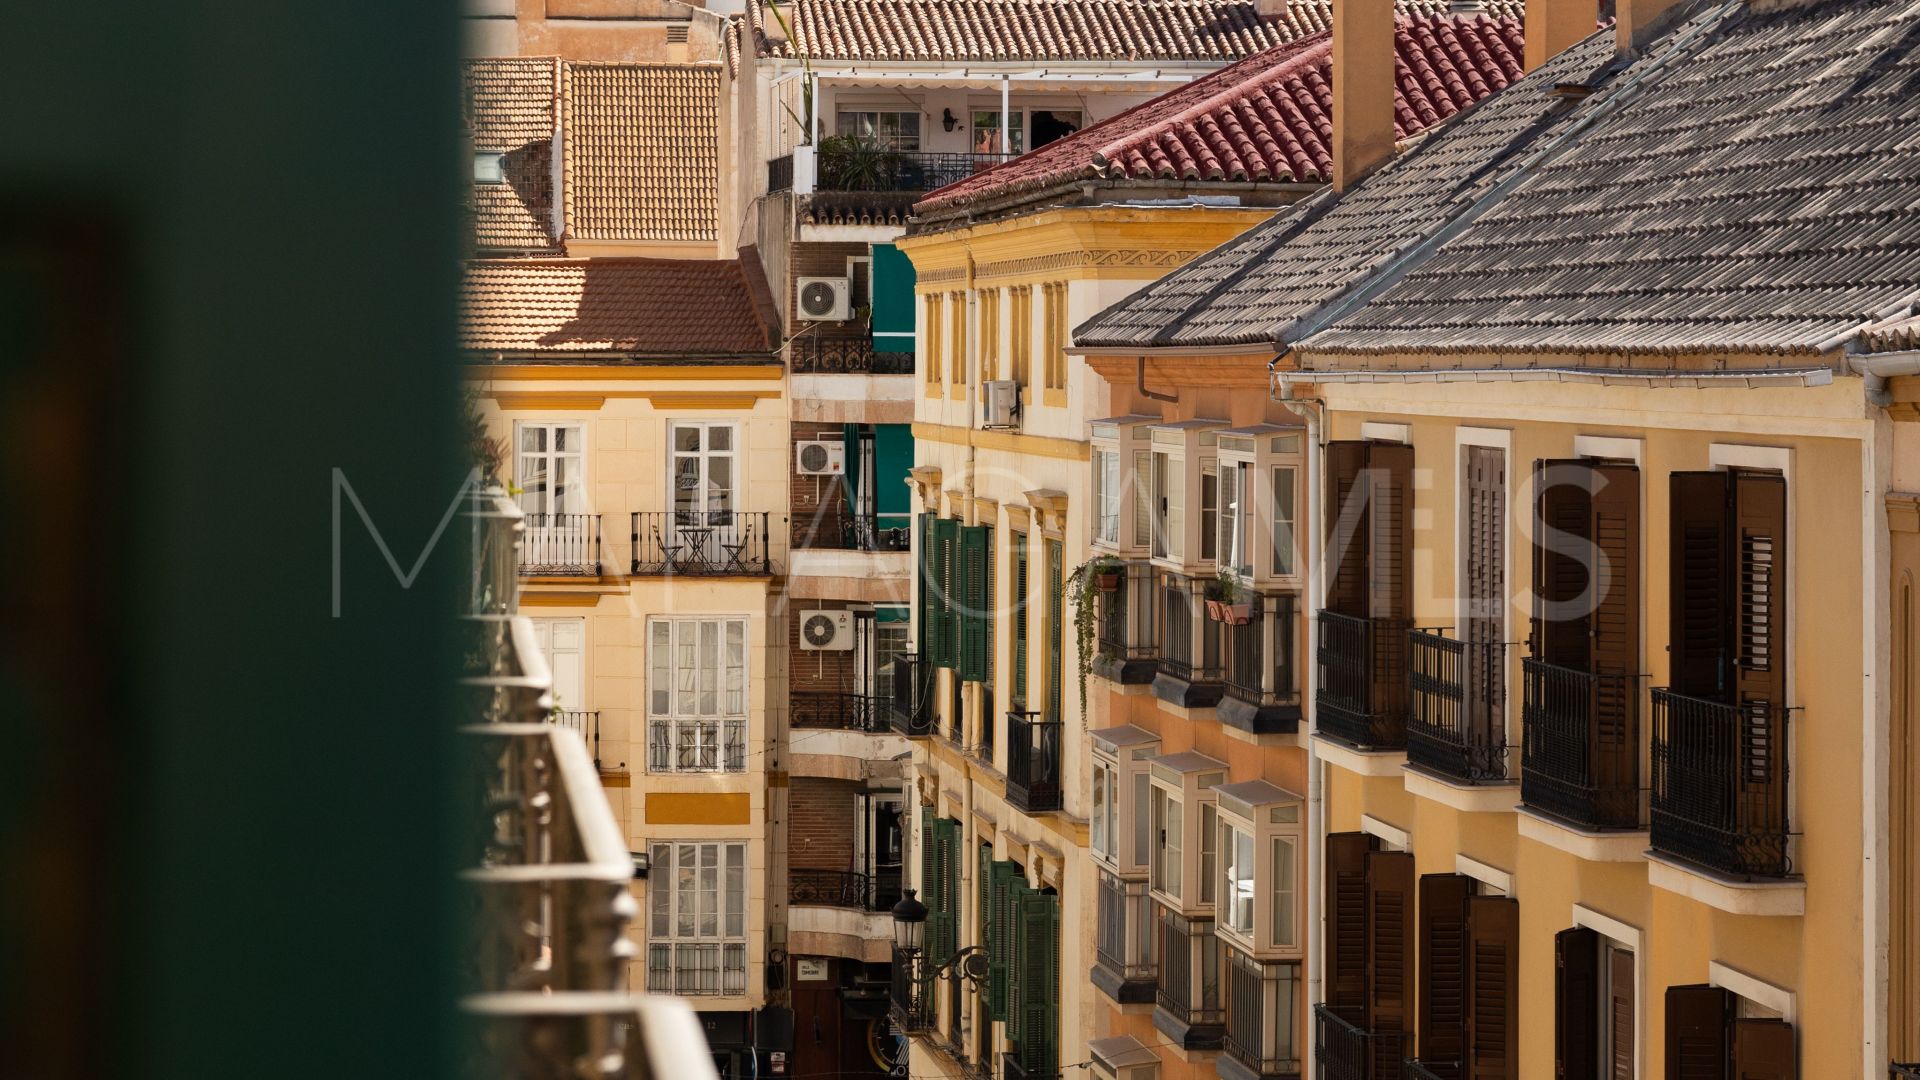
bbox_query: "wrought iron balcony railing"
[790,691,886,732]
[819,149,1002,192]
[792,506,913,552]
[1004,1053,1057,1080]
[791,333,915,375]
[1223,949,1303,1079]
[1093,871,1156,1004]
[1159,573,1224,687]
[886,654,933,737]
[1096,561,1160,684]
[1155,908,1224,1049]
[630,511,771,576]
[768,152,794,193]
[788,868,898,911]
[550,708,602,769]
[1313,1004,1407,1080]
[1224,593,1299,710]
[1520,658,1642,830]
[1406,629,1508,784]
[1892,1063,1920,1079]
[1650,688,1791,879]
[1006,710,1063,813]
[1316,611,1411,750]
[1402,1060,1455,1080]
[518,513,603,576]
[647,942,748,997]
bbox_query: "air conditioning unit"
[795,439,846,476]
[796,277,851,321]
[981,379,1021,429]
[799,610,855,651]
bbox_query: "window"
[1151,451,1176,560]
[1223,821,1254,935]
[948,291,966,386]
[531,616,585,714]
[1092,759,1114,858]
[648,841,748,996]
[1046,538,1064,724]
[669,421,736,521]
[1149,422,1224,567]
[1094,449,1121,545]
[1013,532,1030,704]
[1218,429,1303,581]
[647,617,748,772]
[925,293,944,386]
[979,288,1000,381]
[1215,784,1303,954]
[847,255,872,310]
[1011,285,1033,390]
[835,109,922,150]
[473,150,505,183]
[1198,803,1217,905]
[1271,466,1297,576]
[1270,835,1296,947]
[516,421,587,516]
[972,109,1024,154]
[1030,109,1082,149]
[1091,724,1160,876]
[1200,464,1219,563]
[1150,787,1182,900]
[1042,281,1068,392]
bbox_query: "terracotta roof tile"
[463,57,563,255]
[461,258,777,357]
[562,64,722,243]
[769,0,1520,61]
[916,12,1523,217]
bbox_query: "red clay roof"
[766,0,1520,62]
[461,258,778,358]
[915,12,1524,218]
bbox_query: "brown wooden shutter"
[1668,472,1734,701]
[1465,895,1518,1080]
[1420,874,1474,1070]
[1365,848,1416,1040]
[1533,459,1594,666]
[1589,463,1643,826]
[1554,926,1600,1080]
[1664,984,1733,1080]
[1466,448,1507,738]
[1326,441,1370,617]
[1326,831,1375,1016]
[1367,442,1415,624]
[1729,1018,1796,1080]
[1731,472,1787,854]
[1608,948,1634,1080]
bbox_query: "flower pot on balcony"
[1205,599,1226,621]
[1095,571,1122,592]
[1223,602,1252,625]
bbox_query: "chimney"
[1615,0,1687,54]
[1523,0,1596,70]
[1331,0,1396,193]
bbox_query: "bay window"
[648,617,748,772]
[1213,780,1305,957]
[1091,724,1160,876]
[1093,448,1121,545]
[1215,425,1303,583]
[1148,750,1227,913]
[1150,786,1182,900]
[648,840,749,996]
[1148,420,1224,571]
[1089,415,1155,555]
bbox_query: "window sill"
[1309,734,1406,777]
[1401,765,1517,814]
[1515,807,1648,863]
[1645,852,1805,917]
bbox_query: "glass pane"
[1134,772,1151,866]
[1092,765,1107,854]
[1232,828,1254,933]
[650,622,672,714]
[1199,803,1217,905]
[651,843,671,937]
[708,426,732,452]
[676,844,696,936]
[726,844,746,936]
[1200,465,1218,561]
[1271,836,1296,946]
[673,425,701,452]
[700,843,719,937]
[1272,467,1296,576]
[554,425,582,453]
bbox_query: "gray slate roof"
[1305,0,1920,356]
[1071,27,1624,350]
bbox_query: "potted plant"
[1207,570,1250,624]
[1066,556,1122,712]
[1091,554,1123,592]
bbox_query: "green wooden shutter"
[988,861,1016,1019]
[984,526,995,688]
[920,813,936,933]
[933,517,960,668]
[918,513,934,658]
[978,842,993,1003]
[930,818,960,963]
[961,525,988,682]
[1013,534,1030,704]
[1015,889,1059,1077]
[1006,874,1028,1048]
[1046,539,1064,722]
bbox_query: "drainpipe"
[1849,351,1920,408]
[1275,363,1325,1077]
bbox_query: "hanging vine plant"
[1066,554,1123,711]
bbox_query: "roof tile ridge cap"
[1095,33,1331,163]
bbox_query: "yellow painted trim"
[646,792,752,825]
[1042,387,1067,409]
[489,392,607,410]
[912,421,1090,461]
[639,390,780,409]
[473,364,784,382]
[600,771,632,788]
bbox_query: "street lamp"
[888,889,987,1032]
[891,889,928,953]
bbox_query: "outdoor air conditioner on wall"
[981,379,1020,429]
[799,610,855,651]
[795,439,846,476]
[797,277,851,321]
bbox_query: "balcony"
[1154,573,1224,708]
[1006,710,1064,813]
[647,941,748,997]
[818,148,1001,193]
[768,152,794,193]
[1154,908,1224,1050]
[1312,1004,1406,1080]
[1093,871,1156,1005]
[1893,1064,1920,1078]
[1406,629,1507,784]
[1220,950,1303,1080]
[1650,688,1791,880]
[793,505,913,552]
[791,333,914,375]
[1220,593,1300,737]
[518,513,603,576]
[1520,658,1641,831]
[1094,561,1159,686]
[788,868,899,912]
[1402,1061,1454,1080]
[647,718,746,773]
[1315,611,1411,751]
[1005,1055,1057,1080]
[549,708,602,769]
[791,691,886,732]
[886,653,933,737]
[630,511,771,576]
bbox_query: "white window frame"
[1216,426,1304,584]
[514,420,589,516]
[668,420,739,522]
[834,108,922,151]
[1214,783,1305,958]
[1573,904,1647,1080]
[647,616,749,773]
[1147,752,1226,914]
[1090,724,1160,877]
[1088,416,1155,555]
[474,149,506,183]
[1148,421,1225,572]
[648,840,750,996]
[1093,446,1122,546]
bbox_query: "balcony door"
[670,422,738,563]
[517,421,587,569]
[857,793,905,908]
[531,616,585,715]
